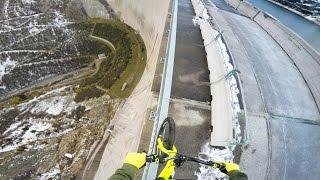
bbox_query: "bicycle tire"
[157,117,175,150]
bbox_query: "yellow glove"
[225,162,240,172]
[219,162,240,174]
[123,152,146,169]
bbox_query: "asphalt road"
[207,0,320,179]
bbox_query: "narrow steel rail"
[142,0,178,179]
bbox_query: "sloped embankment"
[0,18,147,179]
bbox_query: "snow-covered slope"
[0,0,91,96]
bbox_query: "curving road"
[205,0,320,179]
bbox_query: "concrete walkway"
[169,0,210,178]
[205,0,320,179]
[171,0,210,102]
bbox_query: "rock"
[64,153,73,159]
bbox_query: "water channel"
[248,0,320,52]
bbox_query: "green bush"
[16,145,27,152]
[75,85,105,102]
[69,106,86,119]
[9,97,23,105]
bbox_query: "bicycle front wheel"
[157,117,175,151]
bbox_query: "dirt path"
[91,59,103,77]
[89,35,116,51]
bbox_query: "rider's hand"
[219,162,240,174]
[124,152,146,169]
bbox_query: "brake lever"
[216,163,228,174]
[211,162,224,168]
[146,154,158,163]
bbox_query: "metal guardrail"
[142,0,178,179]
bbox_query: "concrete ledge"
[237,1,260,19]
[191,0,237,146]
[224,0,320,111]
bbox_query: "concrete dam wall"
[106,0,170,60]
[224,0,320,111]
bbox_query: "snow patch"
[22,0,36,4]
[38,164,61,180]
[65,153,73,159]
[34,143,47,150]
[1,86,84,153]
[29,26,41,34]
[53,11,65,28]
[30,96,68,116]
[64,101,80,115]
[4,0,9,20]
[53,10,70,28]
[18,86,71,112]
[1,89,79,151]
[0,119,51,153]
[4,121,22,134]
[51,10,75,35]
[22,121,51,142]
[0,56,17,80]
[195,142,234,179]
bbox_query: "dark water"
[248,0,320,52]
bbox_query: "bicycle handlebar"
[184,156,217,166]
[146,154,224,169]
